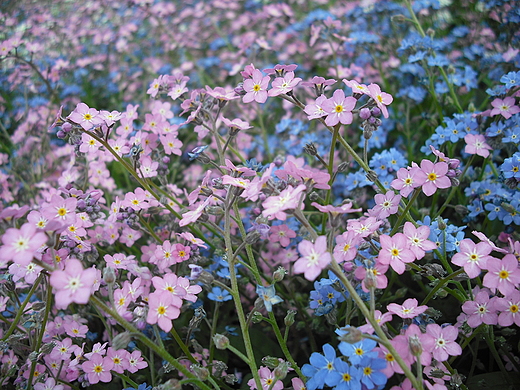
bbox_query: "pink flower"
[34,377,64,390]
[482,254,520,296]
[269,224,296,247]
[391,166,425,197]
[127,350,148,373]
[402,222,437,260]
[496,290,520,326]
[243,69,270,103]
[146,290,182,332]
[462,290,499,327]
[50,259,99,309]
[41,194,77,225]
[347,217,382,238]
[358,310,393,335]
[490,96,520,119]
[333,230,362,263]
[294,236,331,281]
[0,223,47,266]
[367,83,393,118]
[343,79,370,95]
[106,347,129,374]
[221,117,252,131]
[387,298,428,319]
[354,260,389,292]
[172,243,191,263]
[322,89,357,126]
[377,233,415,274]
[419,159,451,196]
[81,354,114,384]
[262,184,306,221]
[67,102,104,130]
[247,366,283,390]
[464,134,492,157]
[451,238,493,278]
[161,133,183,156]
[268,71,302,96]
[422,324,462,362]
[370,191,401,219]
[304,94,328,120]
[179,197,211,227]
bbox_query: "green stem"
[267,312,304,380]
[2,273,44,341]
[223,191,262,390]
[89,295,211,389]
[329,260,424,390]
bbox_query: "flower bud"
[234,82,246,96]
[337,326,363,344]
[273,361,290,380]
[284,310,297,327]
[261,356,280,369]
[103,267,116,285]
[359,107,371,120]
[245,230,261,245]
[337,162,349,172]
[273,267,286,282]
[408,334,423,357]
[366,170,378,183]
[191,364,210,380]
[303,143,319,157]
[213,334,230,350]
[31,302,46,311]
[251,311,264,323]
[111,332,133,350]
[40,341,57,355]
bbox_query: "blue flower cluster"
[302,336,387,390]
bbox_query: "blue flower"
[326,359,362,390]
[338,338,377,365]
[188,145,209,161]
[256,285,283,312]
[358,356,388,389]
[124,383,152,390]
[207,286,232,302]
[302,344,341,390]
[501,71,520,89]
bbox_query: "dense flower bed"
[1,1,520,389]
